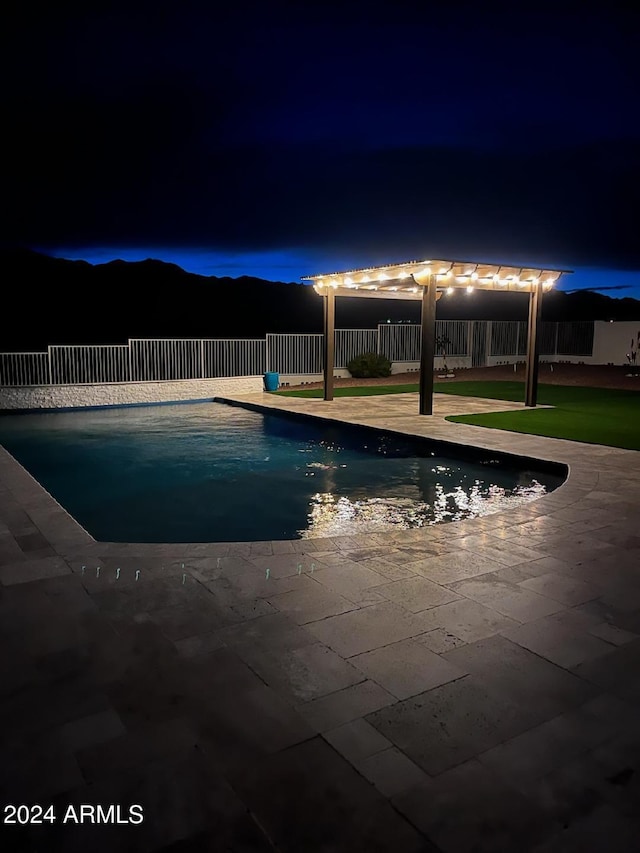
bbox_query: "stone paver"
[350,638,466,699]
[1,389,639,851]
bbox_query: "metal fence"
[49,345,130,385]
[557,321,594,356]
[266,334,323,375]
[0,322,595,386]
[204,339,266,378]
[335,329,378,368]
[489,321,593,358]
[0,352,49,386]
[378,324,422,362]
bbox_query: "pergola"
[302,258,571,414]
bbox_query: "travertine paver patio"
[0,390,639,852]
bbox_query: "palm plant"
[435,334,453,376]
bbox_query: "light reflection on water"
[302,480,549,538]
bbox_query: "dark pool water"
[0,402,564,542]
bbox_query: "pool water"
[0,402,564,542]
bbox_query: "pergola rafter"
[302,257,571,413]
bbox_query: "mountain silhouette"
[3,249,639,353]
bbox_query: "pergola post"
[525,281,543,407]
[323,285,335,401]
[419,274,437,415]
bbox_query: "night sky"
[4,2,640,296]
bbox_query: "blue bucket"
[263,372,280,392]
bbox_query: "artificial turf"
[276,381,640,450]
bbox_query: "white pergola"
[302,257,572,414]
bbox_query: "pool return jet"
[303,258,571,414]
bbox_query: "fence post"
[127,340,133,382]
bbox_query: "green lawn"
[277,381,640,450]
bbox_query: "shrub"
[347,351,392,378]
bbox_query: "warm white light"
[466,286,474,294]
[439,267,448,275]
[344,276,353,285]
[493,274,500,282]
[471,272,478,280]
[446,270,453,279]
[398,271,409,279]
[411,287,418,293]
[531,276,538,285]
[546,278,555,286]
[331,282,338,289]
[317,280,324,287]
[390,286,398,291]
[379,273,389,281]
[362,275,370,282]
[447,287,454,295]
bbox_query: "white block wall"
[592,321,640,365]
[0,376,263,410]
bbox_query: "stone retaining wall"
[0,376,263,410]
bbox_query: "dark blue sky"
[4,1,640,295]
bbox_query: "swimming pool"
[0,402,565,542]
